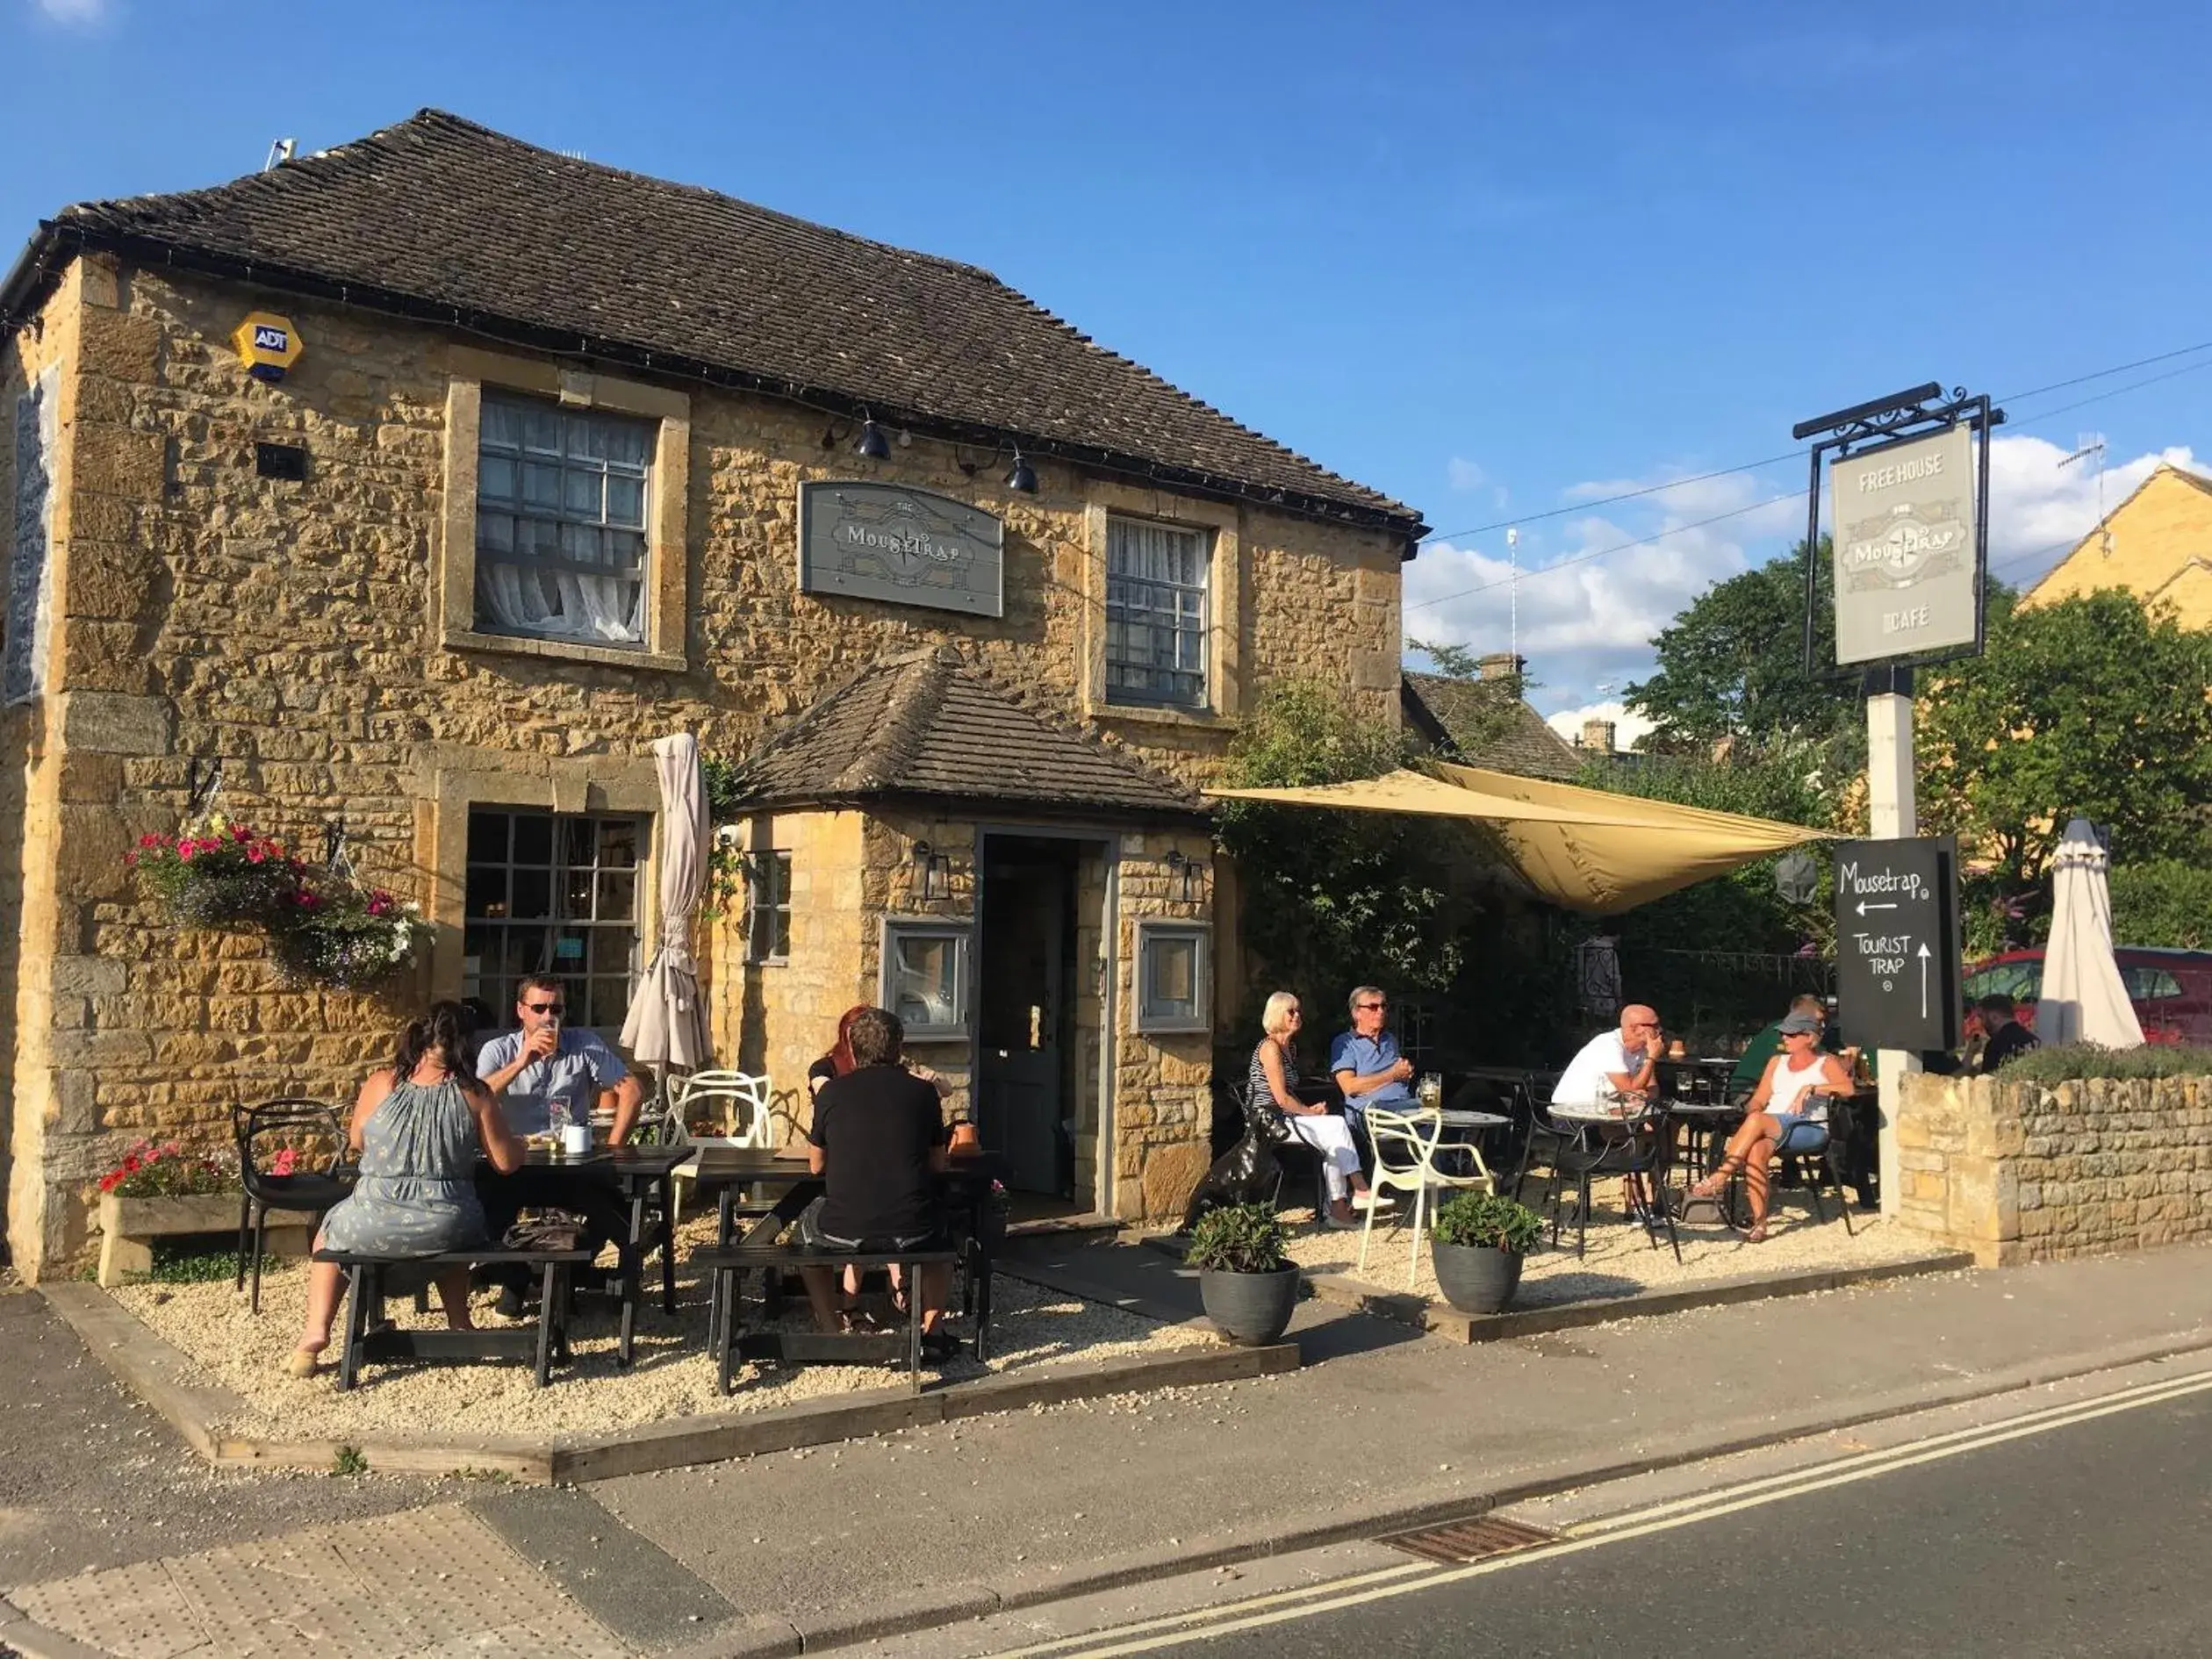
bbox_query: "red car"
[1962,947,2212,1045]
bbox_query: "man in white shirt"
[1551,1004,1665,1111]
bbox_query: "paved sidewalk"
[8,1242,2212,1657]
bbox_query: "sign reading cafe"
[797,482,1004,619]
[1828,424,1978,665]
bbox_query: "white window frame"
[744,850,793,965]
[880,917,973,1041]
[1104,515,1211,710]
[475,393,654,649]
[1134,921,1210,1034]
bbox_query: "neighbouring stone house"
[0,111,1426,1276]
[1400,652,1581,779]
[2021,462,2212,630]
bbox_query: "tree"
[1625,542,1856,751]
[1918,590,2212,942]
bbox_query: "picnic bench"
[691,1239,963,1397]
[312,1245,592,1390]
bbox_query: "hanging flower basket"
[128,815,306,930]
[269,884,433,992]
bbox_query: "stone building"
[0,111,1425,1275]
[2020,462,2212,630]
[1400,652,1581,779]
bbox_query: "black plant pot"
[1430,1241,1524,1314]
[1197,1264,1300,1346]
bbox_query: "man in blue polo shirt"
[1330,985,1416,1129]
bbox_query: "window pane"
[512,815,553,865]
[599,820,640,867]
[771,908,792,960]
[465,865,508,918]
[482,400,521,449]
[562,817,597,868]
[521,406,561,453]
[468,811,511,864]
[1148,937,1196,1009]
[560,868,595,919]
[511,868,552,920]
[522,463,561,509]
[598,869,636,921]
[606,474,645,527]
[892,934,959,1028]
[564,468,601,517]
[480,455,516,503]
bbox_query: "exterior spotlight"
[855,419,891,460]
[1005,449,1038,494]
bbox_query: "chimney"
[1478,651,1525,683]
[1581,718,1617,754]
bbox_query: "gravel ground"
[1279,1185,1945,1305]
[108,1226,1211,1444]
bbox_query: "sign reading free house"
[1829,425,1979,665]
[798,482,1005,619]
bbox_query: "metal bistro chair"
[1505,1072,1571,1207]
[1722,1093,1858,1238]
[668,1071,773,1222]
[233,1098,355,1313]
[1540,1099,1683,1263]
[1359,1105,1492,1290]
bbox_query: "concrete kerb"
[1136,1230,1977,1341]
[38,1278,1297,1485]
[0,1591,117,1659]
[675,1325,2212,1659]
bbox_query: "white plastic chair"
[667,1071,772,1221]
[1358,1105,1493,1290]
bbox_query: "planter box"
[97,1190,304,1288]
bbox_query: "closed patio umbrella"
[2038,817,2144,1049]
[621,732,711,1074]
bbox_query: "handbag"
[500,1215,586,1253]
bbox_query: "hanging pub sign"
[1829,425,1979,665]
[232,312,304,383]
[797,481,1004,619]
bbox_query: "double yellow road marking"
[1002,1363,2212,1658]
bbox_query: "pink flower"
[270,1147,298,1177]
[246,845,264,864]
[138,833,161,849]
[125,851,139,868]
[233,824,253,843]
[177,842,198,862]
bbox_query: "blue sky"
[9,1,2209,736]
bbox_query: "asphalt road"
[1124,1386,2212,1658]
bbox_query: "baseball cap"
[1778,1011,1823,1035]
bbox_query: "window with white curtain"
[476,395,651,647]
[1105,517,1210,708]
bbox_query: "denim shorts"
[1770,1114,1828,1154]
[795,1195,944,1253]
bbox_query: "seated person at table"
[1329,984,1416,1137]
[799,1007,958,1357]
[287,1002,524,1377]
[1691,1010,1855,1240]
[1551,1005,1665,1113]
[1729,995,1831,1097]
[808,1002,953,1105]
[474,975,646,1314]
[1253,991,1376,1229]
[1974,993,2041,1074]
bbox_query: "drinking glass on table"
[1417,1074,1443,1110]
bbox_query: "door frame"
[973,821,1120,1218]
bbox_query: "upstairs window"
[476,395,651,647]
[1105,517,1210,708]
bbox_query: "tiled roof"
[5,109,1422,538]
[730,646,1205,819]
[1401,672,1584,781]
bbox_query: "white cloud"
[1446,456,1487,492]
[1545,700,1656,753]
[33,0,108,22]
[1981,435,2206,587]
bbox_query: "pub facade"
[0,111,1423,1276]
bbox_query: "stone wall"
[2,251,1404,1271]
[1893,1069,2212,1266]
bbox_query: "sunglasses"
[525,1001,566,1016]
[1355,1002,1386,1012]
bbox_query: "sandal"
[1689,1162,1740,1201]
[282,1346,324,1378]
[1742,1223,1770,1244]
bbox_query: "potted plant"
[1185,1202,1299,1346]
[94,1139,242,1288]
[1428,1190,1544,1314]
[128,815,305,930]
[269,882,432,991]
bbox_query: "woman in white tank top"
[1689,1014,1856,1241]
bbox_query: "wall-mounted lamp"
[1005,449,1038,495]
[855,417,891,460]
[1162,848,1206,904]
[910,839,952,903]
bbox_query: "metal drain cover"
[1382,1513,1556,1563]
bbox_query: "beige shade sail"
[1205,761,1830,916]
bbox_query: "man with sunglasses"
[1552,1004,1665,1113]
[473,974,644,1315]
[1329,985,1417,1134]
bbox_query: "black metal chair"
[233,1098,354,1312]
[1505,1072,1569,1205]
[1723,1094,1857,1237]
[1540,1102,1683,1263]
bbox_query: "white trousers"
[1285,1113,1361,1202]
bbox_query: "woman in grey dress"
[287,1002,525,1377]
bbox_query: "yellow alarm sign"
[233,312,304,382]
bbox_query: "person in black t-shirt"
[1975,993,2041,1073]
[799,1006,954,1350]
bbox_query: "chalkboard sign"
[1833,836,1962,1051]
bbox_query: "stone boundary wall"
[1893,1070,2212,1267]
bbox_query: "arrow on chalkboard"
[1856,900,1899,916]
[1918,942,1932,1018]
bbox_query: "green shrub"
[1430,1191,1545,1253]
[1185,1203,1289,1274]
[2108,859,2212,951]
[1998,1043,2212,1082]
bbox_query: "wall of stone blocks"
[1892,1069,2212,1267]
[1,252,1404,1274]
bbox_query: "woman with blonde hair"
[1251,991,1373,1228]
